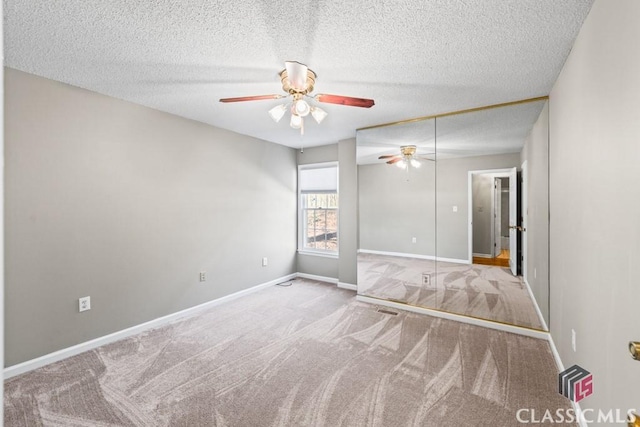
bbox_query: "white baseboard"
[358,249,469,265]
[337,282,357,291]
[356,295,549,340]
[437,256,471,265]
[472,253,493,258]
[295,273,338,284]
[547,334,588,427]
[523,278,549,331]
[4,273,297,379]
[547,333,564,372]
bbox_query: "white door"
[508,167,518,275]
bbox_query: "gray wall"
[549,0,640,415]
[358,153,520,261]
[296,144,339,279]
[338,139,358,286]
[471,174,494,256]
[436,153,521,261]
[521,102,549,323]
[500,178,509,238]
[5,69,298,366]
[358,162,436,256]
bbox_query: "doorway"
[468,168,519,273]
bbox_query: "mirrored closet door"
[356,117,437,309]
[356,97,550,331]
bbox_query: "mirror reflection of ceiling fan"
[219,61,375,134]
[378,145,435,169]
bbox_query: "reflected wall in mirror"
[357,118,436,307]
[356,98,550,331]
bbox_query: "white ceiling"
[4,0,593,149]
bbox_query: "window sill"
[297,250,339,259]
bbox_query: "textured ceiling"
[4,0,593,149]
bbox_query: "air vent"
[377,308,398,316]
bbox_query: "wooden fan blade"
[387,158,402,164]
[316,94,375,108]
[285,61,308,91]
[219,94,285,103]
[418,156,436,162]
[378,155,398,159]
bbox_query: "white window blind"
[299,165,338,193]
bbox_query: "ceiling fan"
[219,61,375,134]
[378,145,435,169]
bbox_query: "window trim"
[298,162,339,257]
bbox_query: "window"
[298,163,338,255]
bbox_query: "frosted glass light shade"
[311,107,328,124]
[290,114,303,129]
[294,99,311,117]
[268,104,287,122]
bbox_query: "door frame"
[494,177,502,257]
[468,168,513,264]
[521,161,528,280]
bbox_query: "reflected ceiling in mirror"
[356,97,546,165]
[357,118,435,166]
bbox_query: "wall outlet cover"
[422,273,431,286]
[79,296,91,312]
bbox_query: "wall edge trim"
[337,282,357,291]
[295,273,338,284]
[358,249,469,265]
[547,334,587,427]
[523,278,549,331]
[356,295,549,340]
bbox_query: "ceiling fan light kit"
[220,61,375,135]
[379,145,432,170]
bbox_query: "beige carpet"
[358,253,544,330]
[5,279,571,426]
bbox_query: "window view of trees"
[302,193,338,252]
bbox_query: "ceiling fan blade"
[219,94,285,103]
[316,94,375,108]
[386,158,403,164]
[418,157,436,162]
[378,155,398,159]
[285,61,309,91]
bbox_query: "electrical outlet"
[412,237,417,243]
[572,329,577,352]
[422,273,431,286]
[262,257,268,267]
[452,205,458,212]
[79,296,91,312]
[199,271,206,282]
[534,268,537,279]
